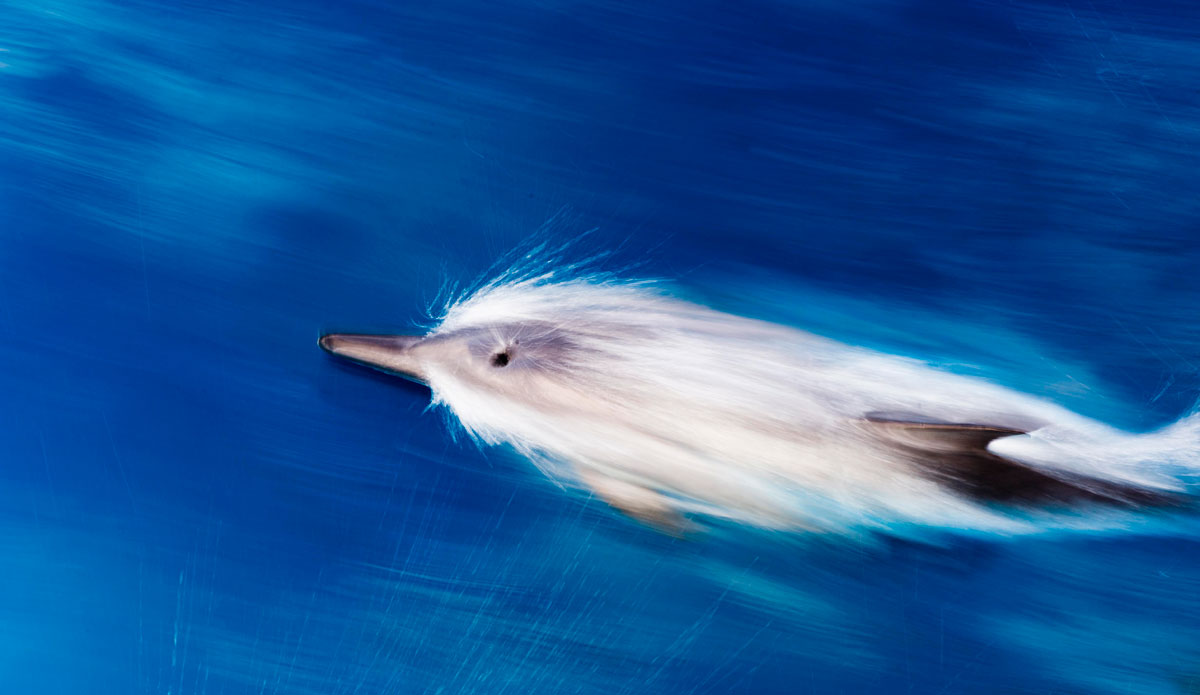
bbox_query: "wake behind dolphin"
[320,271,1199,536]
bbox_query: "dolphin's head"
[318,277,672,395]
[318,278,677,456]
[319,321,583,394]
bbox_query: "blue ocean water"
[2,0,1200,692]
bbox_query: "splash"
[419,272,1197,536]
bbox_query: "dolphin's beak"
[318,333,427,384]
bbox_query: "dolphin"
[320,276,1193,535]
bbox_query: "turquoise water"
[1,0,1199,692]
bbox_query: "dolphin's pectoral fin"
[863,416,1174,507]
[577,470,691,536]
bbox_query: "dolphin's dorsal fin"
[864,416,1025,451]
[577,470,691,536]
[863,416,1170,507]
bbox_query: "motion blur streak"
[2,0,1199,693]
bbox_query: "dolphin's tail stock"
[865,417,1183,509]
[987,408,1200,506]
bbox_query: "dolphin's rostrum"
[319,334,425,383]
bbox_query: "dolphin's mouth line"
[322,352,429,385]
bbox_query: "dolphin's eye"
[491,350,510,367]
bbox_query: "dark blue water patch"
[18,65,167,142]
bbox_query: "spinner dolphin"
[321,274,1197,535]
